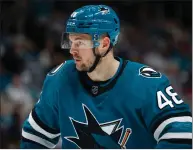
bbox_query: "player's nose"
[70,48,79,56]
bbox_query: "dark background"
[0,0,192,148]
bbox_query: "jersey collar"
[79,57,128,97]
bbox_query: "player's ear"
[98,36,110,54]
[102,36,110,49]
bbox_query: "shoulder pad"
[43,60,75,90]
[47,60,75,76]
[126,61,168,87]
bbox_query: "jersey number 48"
[157,86,184,109]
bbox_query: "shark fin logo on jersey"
[139,66,161,78]
[65,104,132,149]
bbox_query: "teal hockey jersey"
[21,58,192,149]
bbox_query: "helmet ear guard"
[93,34,100,47]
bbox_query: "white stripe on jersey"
[28,112,61,139]
[22,129,56,148]
[154,116,192,141]
[158,132,192,142]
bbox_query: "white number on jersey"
[166,86,183,104]
[157,86,183,109]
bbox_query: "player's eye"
[70,40,92,49]
[75,41,86,48]
[78,41,85,46]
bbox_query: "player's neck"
[87,53,120,82]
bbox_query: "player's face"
[69,34,96,71]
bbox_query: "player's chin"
[76,64,89,72]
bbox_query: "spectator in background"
[0,92,26,148]
[0,92,13,148]
[5,74,34,121]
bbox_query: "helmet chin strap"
[87,44,112,73]
[87,48,101,73]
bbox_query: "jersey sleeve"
[20,75,61,149]
[141,75,192,149]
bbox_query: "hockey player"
[20,5,192,149]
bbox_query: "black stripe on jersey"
[160,139,192,145]
[24,125,60,143]
[21,137,48,148]
[32,107,60,134]
[150,111,192,134]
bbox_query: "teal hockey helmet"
[61,5,120,49]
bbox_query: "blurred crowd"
[0,0,192,148]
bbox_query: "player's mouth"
[74,59,81,64]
